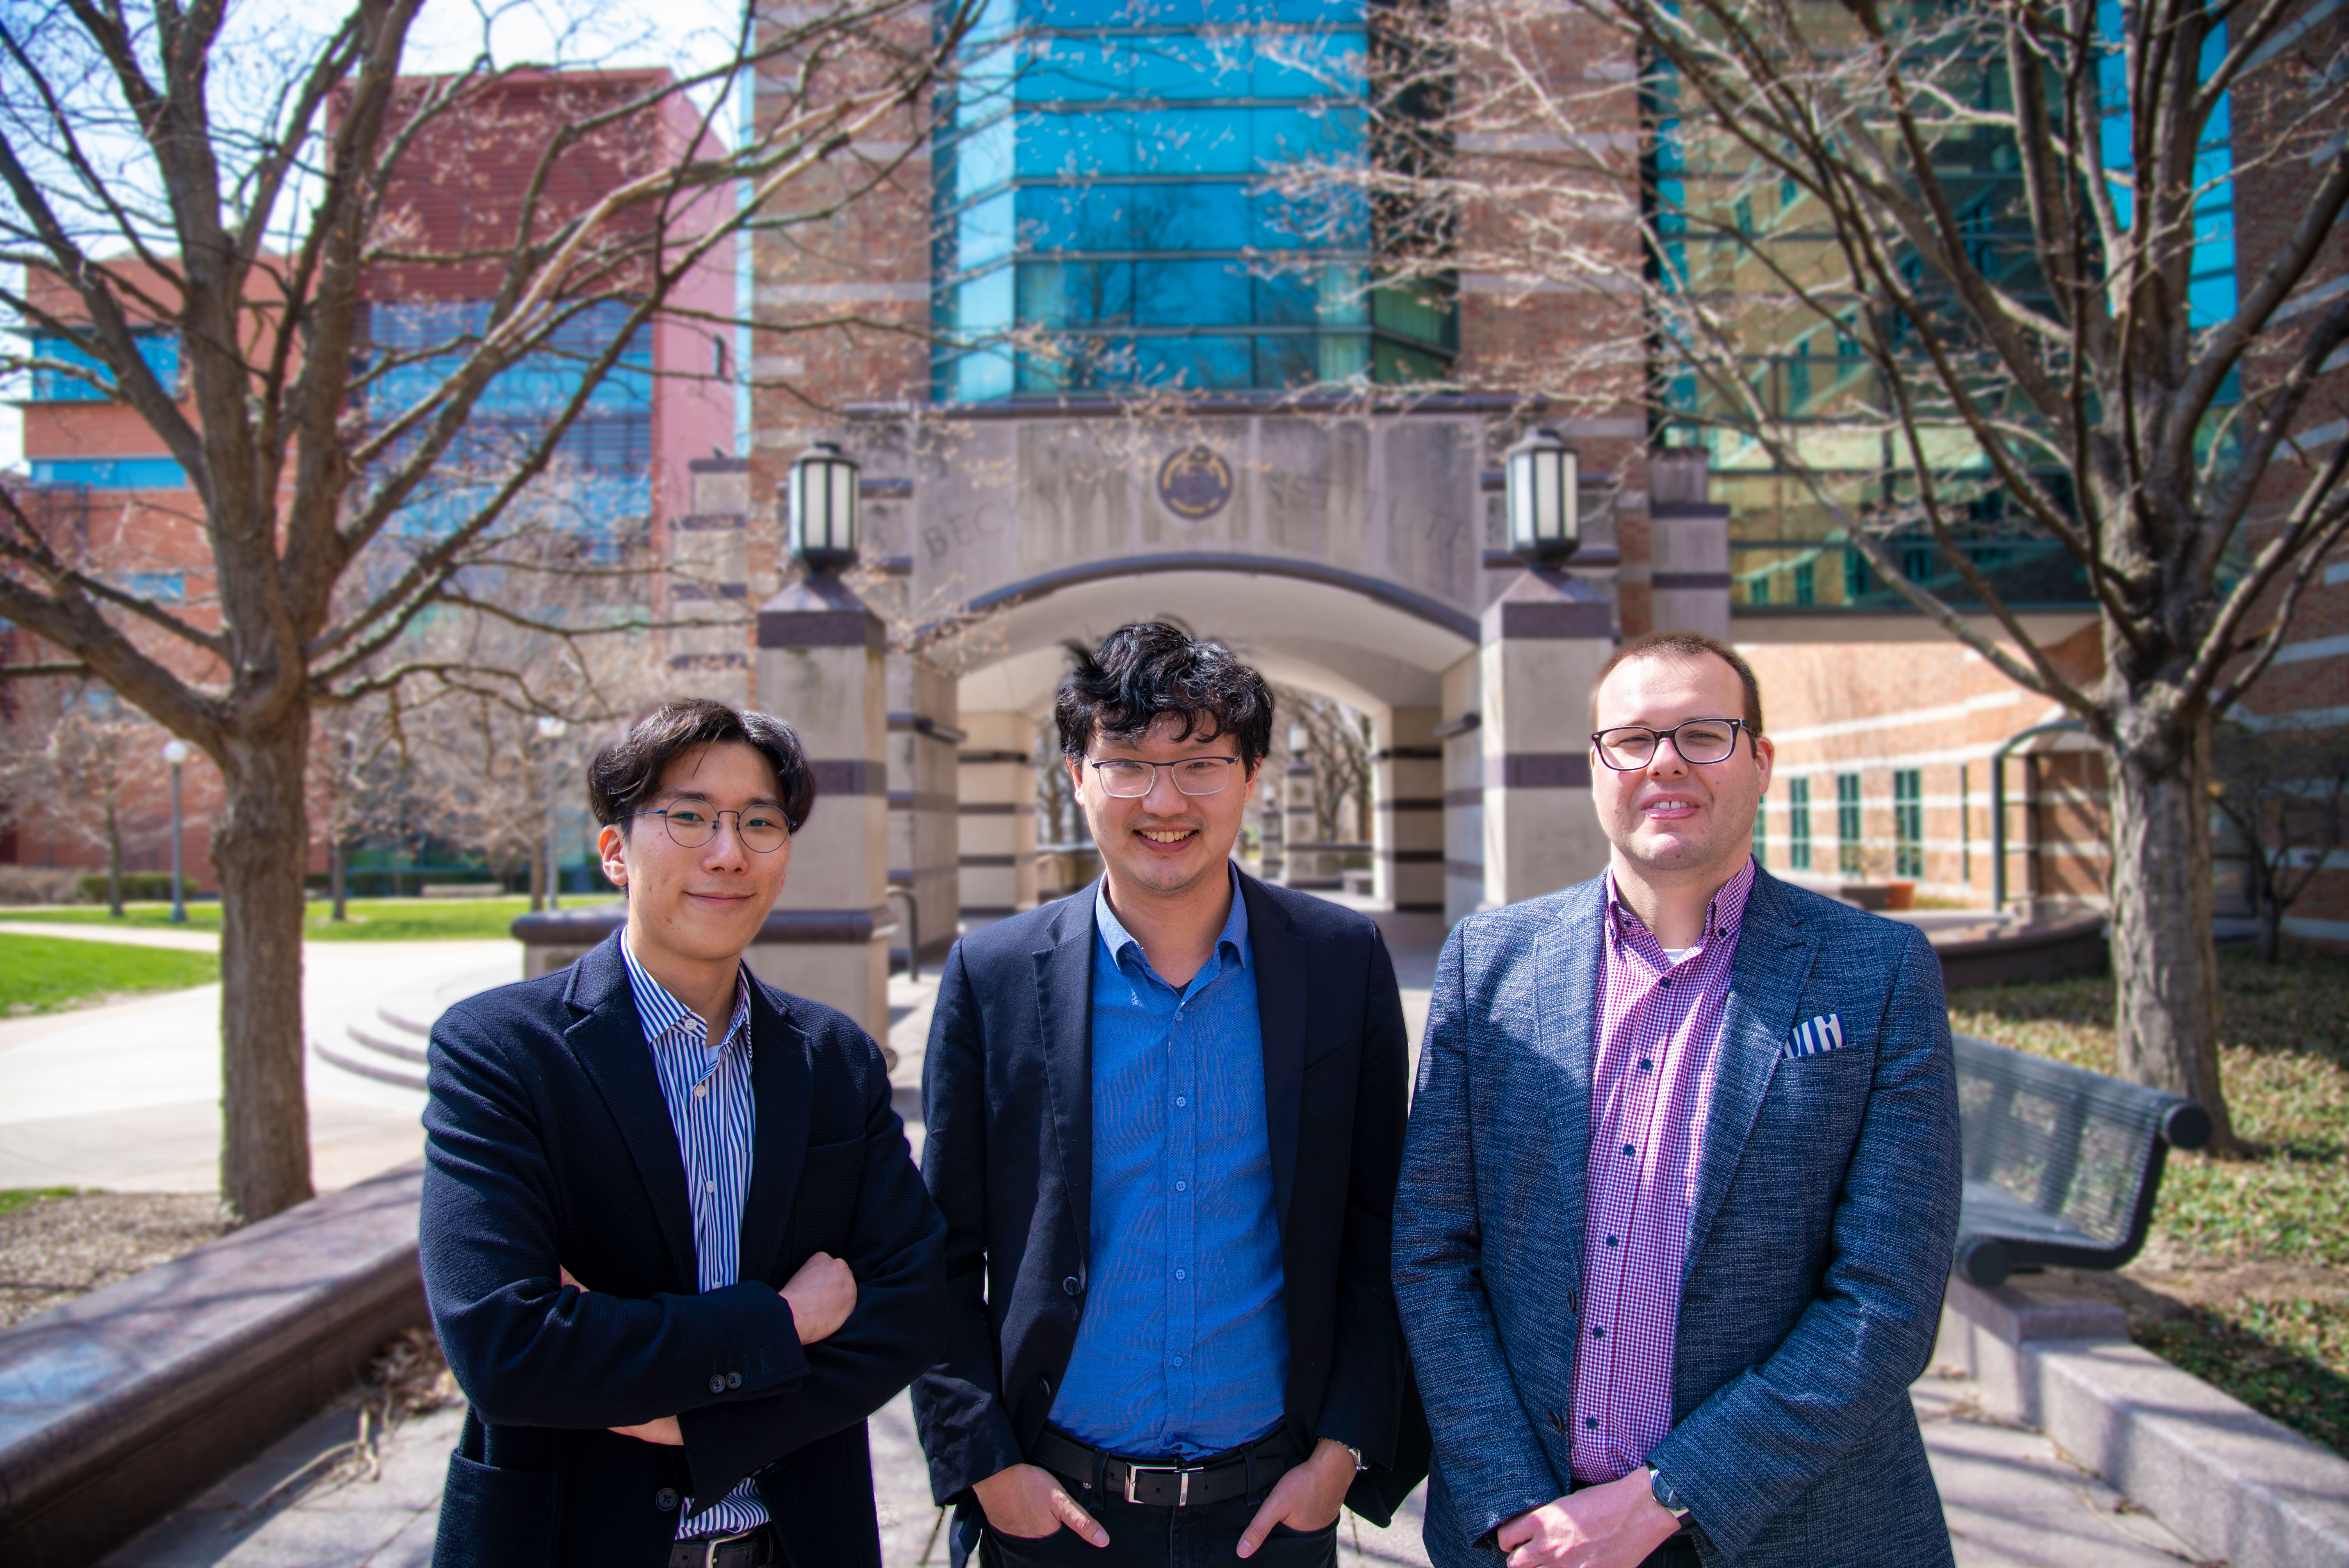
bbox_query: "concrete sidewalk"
[98,1372,2204,1568]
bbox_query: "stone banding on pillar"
[1479,567,1616,908]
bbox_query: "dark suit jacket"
[1395,871,1961,1568]
[419,932,946,1568]
[913,873,1424,1548]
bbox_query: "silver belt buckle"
[1122,1461,1191,1506]
[695,1525,759,1568]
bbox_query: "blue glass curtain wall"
[933,0,1454,399]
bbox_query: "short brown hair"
[588,699,815,833]
[1592,631,1764,736]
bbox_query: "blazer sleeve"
[1645,925,1962,1559]
[1315,925,1411,1471]
[909,941,1030,1504]
[421,1009,809,1431]
[675,1024,948,1505]
[1392,924,1564,1545]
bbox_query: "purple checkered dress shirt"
[1569,857,1755,1485]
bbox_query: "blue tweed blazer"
[1393,869,1960,1568]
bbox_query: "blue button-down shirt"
[1047,869,1290,1459]
[619,937,768,1540]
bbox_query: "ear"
[597,821,630,887]
[1752,733,1776,797]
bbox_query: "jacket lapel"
[564,934,699,1290]
[1537,880,1607,1298]
[737,980,813,1283]
[1033,887,1098,1265]
[1239,873,1304,1234]
[1684,871,1818,1267]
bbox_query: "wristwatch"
[1344,1445,1367,1473]
[1647,1465,1692,1525]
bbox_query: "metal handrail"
[1990,720,2088,915]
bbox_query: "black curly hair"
[1053,623,1275,771]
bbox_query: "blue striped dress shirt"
[1046,868,1290,1459]
[619,937,769,1540]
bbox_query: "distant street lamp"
[1505,427,1580,564]
[785,441,860,573]
[536,715,569,911]
[162,739,189,923]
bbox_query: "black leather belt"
[667,1524,775,1568]
[1030,1426,1299,1509]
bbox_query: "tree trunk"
[213,718,316,1222]
[2107,711,2237,1151]
[331,833,348,922]
[530,841,545,913]
[105,800,122,917]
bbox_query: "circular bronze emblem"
[1156,444,1234,521]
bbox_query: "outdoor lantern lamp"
[536,716,568,910]
[1505,427,1580,563]
[786,440,860,573]
[161,739,189,923]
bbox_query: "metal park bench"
[1952,1033,2214,1288]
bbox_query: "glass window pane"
[1133,258,1249,325]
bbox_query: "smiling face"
[1072,712,1258,902]
[597,741,793,974]
[1590,651,1774,885]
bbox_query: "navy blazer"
[913,873,1425,1546]
[420,933,946,1568]
[1394,870,1962,1568]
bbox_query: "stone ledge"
[0,1162,428,1568]
[1936,1271,2349,1568]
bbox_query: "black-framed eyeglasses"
[1086,755,1242,798]
[1590,718,1748,771]
[633,800,796,853]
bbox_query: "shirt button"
[1606,1235,1619,1247]
[1172,1355,1184,1366]
[1174,1269,1187,1280]
[1175,1180,1187,1192]
[705,1180,716,1194]
[1585,1417,1600,1430]
[1592,1326,1605,1339]
[1623,1144,1636,1158]
[1175,1096,1187,1108]
[693,1082,708,1098]
[1640,1059,1654,1072]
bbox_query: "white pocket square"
[1781,1014,1845,1060]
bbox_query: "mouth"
[684,889,756,904]
[1638,796,1703,822]
[1135,827,1199,851]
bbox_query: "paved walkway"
[98,1373,2204,1568]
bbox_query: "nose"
[1646,736,1690,777]
[701,813,751,864]
[1140,764,1188,814]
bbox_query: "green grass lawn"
[0,1188,75,1217]
[0,895,615,941]
[0,934,222,1014]
[1951,945,2349,1455]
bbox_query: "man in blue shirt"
[915,624,1420,1567]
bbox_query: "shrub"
[76,871,180,903]
[0,867,84,905]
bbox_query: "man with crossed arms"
[1395,631,1961,1568]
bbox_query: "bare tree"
[0,682,164,915]
[0,0,964,1218]
[1326,0,2349,1148]
[1276,686,1375,842]
[2210,720,2349,964]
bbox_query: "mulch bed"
[0,1190,233,1328]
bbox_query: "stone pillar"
[1480,568,1616,908]
[1439,657,1483,926]
[752,571,891,1039]
[887,654,961,971]
[1258,777,1286,884]
[1374,707,1445,914]
[1282,756,1319,886]
[1646,449,1731,638]
[957,711,1037,927]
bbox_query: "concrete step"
[375,998,439,1039]
[346,1019,428,1063]
[310,1034,427,1092]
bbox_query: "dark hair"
[1054,623,1276,771]
[588,699,816,833]
[1591,630,1765,737]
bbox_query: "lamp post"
[536,715,569,911]
[162,739,189,923]
[1504,427,1580,564]
[786,441,860,573]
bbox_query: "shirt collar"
[1605,856,1757,953]
[618,933,751,1056]
[1094,861,1251,974]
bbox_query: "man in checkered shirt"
[1394,632,1961,1568]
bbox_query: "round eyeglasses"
[1591,718,1748,771]
[1086,755,1241,798]
[633,801,795,853]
